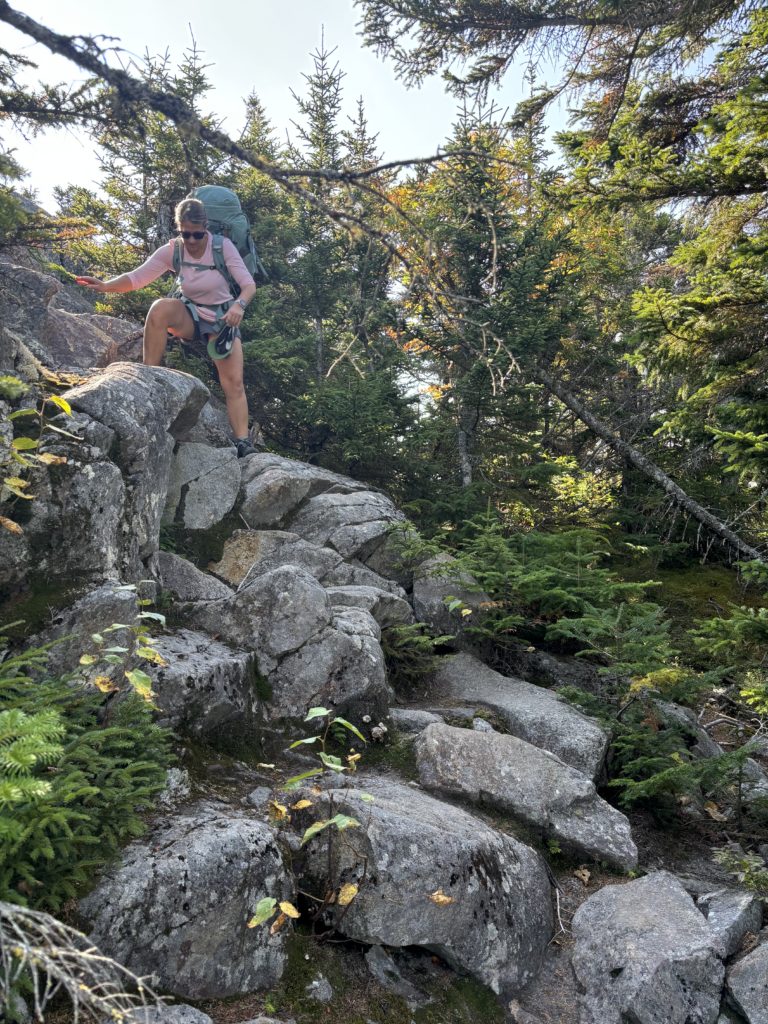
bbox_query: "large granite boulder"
[79,803,291,1000]
[210,530,343,587]
[0,259,141,371]
[416,723,637,871]
[727,942,768,1023]
[62,363,209,577]
[284,490,406,563]
[149,629,258,736]
[18,436,126,584]
[209,529,406,597]
[265,607,390,723]
[697,888,763,958]
[31,583,139,679]
[324,585,414,628]
[571,872,725,1024]
[430,653,608,779]
[185,567,392,723]
[298,776,553,996]
[237,453,367,528]
[163,443,240,530]
[154,551,234,603]
[186,565,333,668]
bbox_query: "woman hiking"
[77,197,259,458]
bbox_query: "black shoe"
[235,437,266,458]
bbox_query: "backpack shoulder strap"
[171,237,183,276]
[211,233,240,297]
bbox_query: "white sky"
[2,0,564,209]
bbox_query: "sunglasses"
[180,230,206,240]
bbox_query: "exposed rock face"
[0,259,141,371]
[416,723,637,871]
[149,630,258,736]
[79,803,291,999]
[186,567,392,723]
[211,530,341,587]
[430,653,608,779]
[154,551,234,603]
[62,363,209,577]
[571,872,725,1024]
[266,608,389,722]
[300,776,554,996]
[727,942,768,1024]
[164,443,240,530]
[285,490,406,564]
[121,1007,214,1024]
[324,584,414,628]
[697,888,763,958]
[237,453,367,529]
[32,583,139,678]
[390,708,444,734]
[209,529,407,597]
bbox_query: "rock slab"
[571,871,725,1024]
[79,804,291,999]
[416,723,637,871]
[299,775,553,996]
[430,652,608,779]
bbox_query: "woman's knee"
[146,298,179,328]
[219,374,246,400]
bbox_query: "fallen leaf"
[270,912,288,935]
[291,799,313,811]
[704,801,728,822]
[0,516,23,535]
[429,889,455,906]
[268,801,290,822]
[573,867,591,886]
[93,676,118,694]
[337,883,358,906]
[36,452,67,466]
[279,901,300,919]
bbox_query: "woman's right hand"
[75,276,108,292]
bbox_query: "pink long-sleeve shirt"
[127,234,255,322]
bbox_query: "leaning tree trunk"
[532,365,765,565]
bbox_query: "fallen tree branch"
[532,364,765,564]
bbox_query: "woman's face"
[178,218,208,256]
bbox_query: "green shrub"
[0,629,172,910]
[381,622,454,693]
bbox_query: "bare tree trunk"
[532,365,765,564]
[314,318,325,381]
[457,426,473,487]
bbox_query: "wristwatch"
[237,298,247,310]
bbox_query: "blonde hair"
[174,198,207,228]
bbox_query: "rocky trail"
[2,258,767,1024]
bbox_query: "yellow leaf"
[4,477,29,489]
[703,801,728,822]
[256,762,275,770]
[291,799,313,810]
[460,607,473,618]
[136,646,168,666]
[279,901,300,919]
[36,452,67,466]
[573,867,591,886]
[429,889,455,906]
[269,801,290,822]
[47,394,72,416]
[337,883,358,906]
[93,675,118,694]
[270,911,288,935]
[0,516,23,535]
[79,654,98,665]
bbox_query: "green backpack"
[171,184,268,295]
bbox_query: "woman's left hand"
[223,303,244,328]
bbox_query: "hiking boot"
[235,437,266,458]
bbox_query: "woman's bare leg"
[143,298,195,365]
[215,337,249,437]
